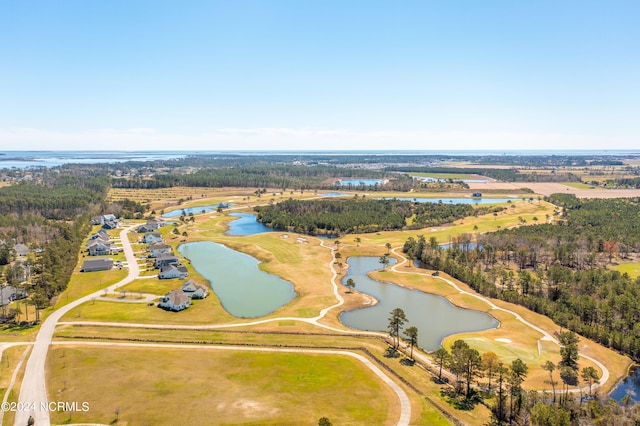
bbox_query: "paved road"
[15,225,140,426]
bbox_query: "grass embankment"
[47,346,399,426]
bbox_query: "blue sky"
[1,1,638,150]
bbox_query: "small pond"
[339,256,498,350]
[163,202,233,218]
[226,213,274,236]
[178,241,295,318]
[610,367,640,403]
[379,197,515,205]
[321,192,349,197]
[335,179,386,187]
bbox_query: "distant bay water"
[2,149,640,170]
[0,151,187,169]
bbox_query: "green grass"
[411,172,481,180]
[563,182,594,189]
[610,262,640,279]
[47,346,394,426]
[55,268,128,309]
[118,278,181,295]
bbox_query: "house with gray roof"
[159,265,188,279]
[87,240,111,256]
[158,289,191,311]
[82,258,113,272]
[148,243,172,258]
[155,253,179,269]
[142,232,163,244]
[181,280,209,299]
[0,285,27,307]
[13,243,30,257]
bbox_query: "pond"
[321,192,349,197]
[163,202,232,218]
[178,241,295,318]
[610,367,640,403]
[226,213,274,236]
[335,179,386,187]
[339,257,498,350]
[379,197,515,205]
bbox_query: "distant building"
[0,285,27,307]
[82,258,114,272]
[13,243,30,257]
[158,289,191,311]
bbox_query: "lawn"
[609,261,640,279]
[54,268,128,309]
[47,345,398,426]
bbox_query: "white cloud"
[0,127,635,151]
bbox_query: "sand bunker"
[495,338,512,343]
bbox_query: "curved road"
[15,225,140,426]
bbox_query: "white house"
[158,264,188,279]
[87,240,111,256]
[148,243,172,258]
[82,258,114,272]
[142,232,163,244]
[146,218,167,230]
[181,280,209,299]
[158,289,191,311]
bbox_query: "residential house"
[158,264,188,279]
[89,230,110,241]
[137,224,155,233]
[148,243,172,258]
[146,218,167,230]
[13,243,30,257]
[181,280,209,299]
[102,214,117,222]
[91,215,105,225]
[142,232,163,244]
[158,289,191,311]
[102,220,119,230]
[154,253,179,269]
[82,258,113,272]
[0,285,27,307]
[87,240,111,256]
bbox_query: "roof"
[0,286,27,306]
[14,243,29,256]
[82,258,113,269]
[145,232,162,238]
[156,252,178,261]
[148,243,170,251]
[162,289,190,307]
[160,264,187,274]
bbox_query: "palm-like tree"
[385,242,392,254]
[388,308,408,349]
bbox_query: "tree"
[354,237,361,247]
[558,331,580,369]
[334,252,342,263]
[387,308,408,349]
[559,366,578,407]
[543,360,558,402]
[581,366,600,396]
[492,361,509,424]
[448,339,482,398]
[433,347,450,382]
[482,352,498,393]
[385,242,392,254]
[318,417,332,426]
[403,326,418,360]
[508,359,528,421]
[531,402,570,426]
[345,278,356,292]
[379,254,390,271]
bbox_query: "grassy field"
[54,268,128,309]
[609,261,640,279]
[411,172,486,180]
[0,345,30,426]
[47,345,402,426]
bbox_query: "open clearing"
[467,181,640,198]
[47,345,399,426]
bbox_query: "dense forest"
[404,195,640,360]
[389,166,581,183]
[255,198,501,235]
[0,170,116,321]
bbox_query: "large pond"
[178,241,295,318]
[226,213,274,236]
[340,257,498,350]
[163,203,232,218]
[379,197,515,205]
